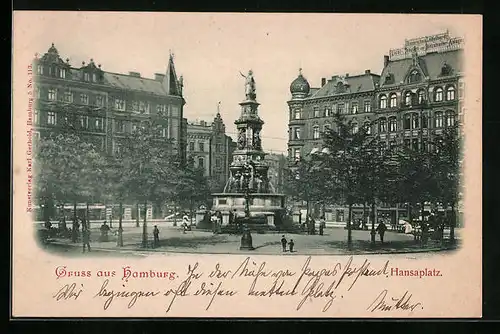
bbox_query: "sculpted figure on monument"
[253,130,261,149]
[240,70,256,100]
[237,128,246,149]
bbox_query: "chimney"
[154,73,165,81]
[365,69,371,74]
[128,71,141,77]
[345,73,349,78]
[321,78,326,87]
[384,55,389,67]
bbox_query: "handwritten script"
[50,256,424,315]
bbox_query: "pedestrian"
[319,216,325,236]
[376,221,387,244]
[82,228,91,253]
[280,235,287,252]
[288,239,295,253]
[153,225,160,248]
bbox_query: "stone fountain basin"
[212,193,285,213]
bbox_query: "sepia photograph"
[12,12,482,318]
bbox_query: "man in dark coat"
[82,228,91,253]
[280,235,287,252]
[153,225,160,248]
[376,221,387,244]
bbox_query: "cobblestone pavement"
[44,226,459,256]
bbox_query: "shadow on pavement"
[323,239,459,253]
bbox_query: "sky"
[15,12,475,155]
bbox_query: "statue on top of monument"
[240,70,256,100]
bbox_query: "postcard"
[11,12,482,318]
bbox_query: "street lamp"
[240,187,254,251]
[117,202,123,247]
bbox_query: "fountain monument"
[210,70,286,231]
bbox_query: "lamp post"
[240,187,254,251]
[117,201,123,247]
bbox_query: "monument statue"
[253,130,261,149]
[240,70,256,100]
[237,128,246,149]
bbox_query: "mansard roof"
[309,73,380,99]
[380,49,463,86]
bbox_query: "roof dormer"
[79,58,104,84]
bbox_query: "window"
[198,157,204,168]
[84,72,90,81]
[351,102,358,114]
[294,109,302,120]
[404,91,412,106]
[216,143,222,153]
[95,95,104,107]
[80,94,89,105]
[189,142,195,151]
[294,148,301,161]
[446,111,455,127]
[115,120,125,133]
[313,107,320,118]
[364,100,371,112]
[80,116,88,129]
[422,113,428,129]
[408,70,421,83]
[435,111,444,128]
[404,139,411,149]
[132,123,138,133]
[92,73,97,82]
[59,68,66,79]
[312,125,320,139]
[63,91,73,103]
[324,107,331,117]
[34,109,39,124]
[139,101,150,114]
[132,101,139,112]
[422,138,429,152]
[293,127,301,140]
[389,94,397,108]
[37,65,43,75]
[48,88,57,101]
[47,112,56,125]
[199,142,205,152]
[161,127,167,137]
[379,118,387,133]
[114,99,125,111]
[157,104,166,114]
[95,117,103,130]
[403,114,411,130]
[337,103,345,114]
[434,87,444,102]
[412,113,419,129]
[389,117,397,132]
[364,121,371,134]
[417,90,426,104]
[379,95,387,109]
[48,66,52,76]
[324,123,331,132]
[412,138,419,150]
[446,86,456,101]
[216,158,221,168]
[352,122,359,134]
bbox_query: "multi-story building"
[186,113,236,192]
[32,43,186,220]
[33,43,186,160]
[286,31,464,223]
[265,153,287,194]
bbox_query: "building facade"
[186,113,236,192]
[265,153,287,194]
[287,31,464,223]
[33,43,186,160]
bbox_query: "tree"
[321,113,372,249]
[284,154,331,219]
[120,119,179,247]
[174,157,211,222]
[34,132,106,241]
[433,123,461,242]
